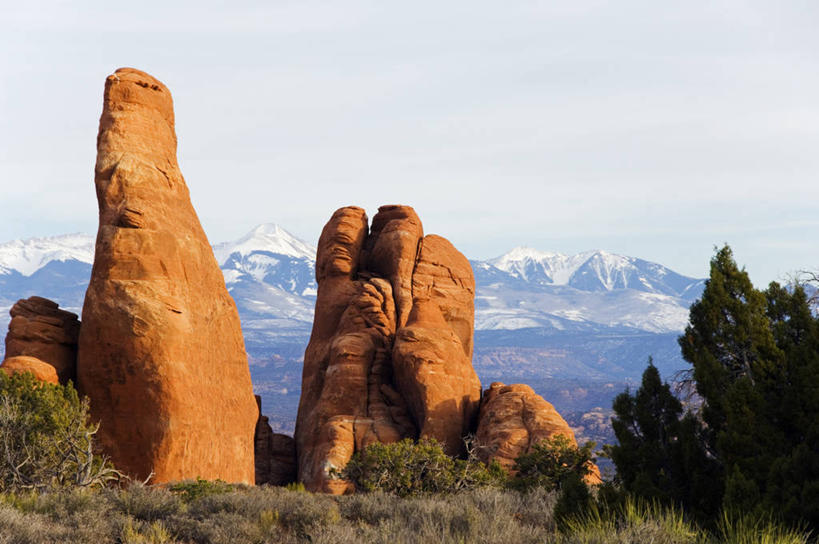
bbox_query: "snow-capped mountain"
[475,247,705,334]
[213,224,315,267]
[0,229,705,337]
[0,234,94,276]
[487,247,704,300]
[0,226,705,433]
[214,224,317,336]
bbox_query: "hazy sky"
[2,1,818,285]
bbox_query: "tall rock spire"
[77,68,257,484]
[295,205,481,493]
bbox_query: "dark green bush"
[0,371,118,491]
[338,438,505,497]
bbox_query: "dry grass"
[0,483,811,543]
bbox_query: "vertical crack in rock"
[296,205,481,492]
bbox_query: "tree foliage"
[613,245,819,530]
[0,371,119,490]
[608,360,720,518]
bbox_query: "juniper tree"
[609,360,719,517]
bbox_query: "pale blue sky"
[2,1,818,285]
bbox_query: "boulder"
[4,296,80,383]
[0,356,60,384]
[475,382,601,484]
[295,205,480,492]
[76,68,257,484]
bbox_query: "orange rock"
[4,296,80,383]
[0,356,60,384]
[76,68,257,484]
[296,205,479,492]
[475,382,601,484]
[296,207,417,493]
[363,205,424,328]
[393,235,481,455]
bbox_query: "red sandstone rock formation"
[4,297,80,383]
[295,205,481,493]
[254,396,297,486]
[475,382,601,484]
[76,68,257,484]
[0,356,60,384]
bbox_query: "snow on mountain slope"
[213,224,315,266]
[475,285,690,333]
[214,224,317,334]
[489,247,703,300]
[0,228,703,337]
[0,234,94,276]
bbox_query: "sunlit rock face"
[4,296,80,384]
[77,68,258,484]
[295,205,481,493]
[475,382,602,484]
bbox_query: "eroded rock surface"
[0,355,60,384]
[475,382,601,484]
[77,68,257,484]
[4,296,80,383]
[295,205,480,493]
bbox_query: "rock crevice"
[295,205,481,493]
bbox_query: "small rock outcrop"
[4,296,80,383]
[0,356,60,384]
[295,205,481,493]
[76,68,258,484]
[254,396,297,486]
[475,382,601,484]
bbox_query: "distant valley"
[0,225,703,446]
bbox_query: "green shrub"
[338,438,505,497]
[0,371,119,491]
[510,434,595,492]
[167,477,235,502]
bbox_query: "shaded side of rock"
[76,68,257,484]
[4,296,80,383]
[254,396,297,486]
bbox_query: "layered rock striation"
[76,68,258,484]
[3,296,80,383]
[295,205,481,493]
